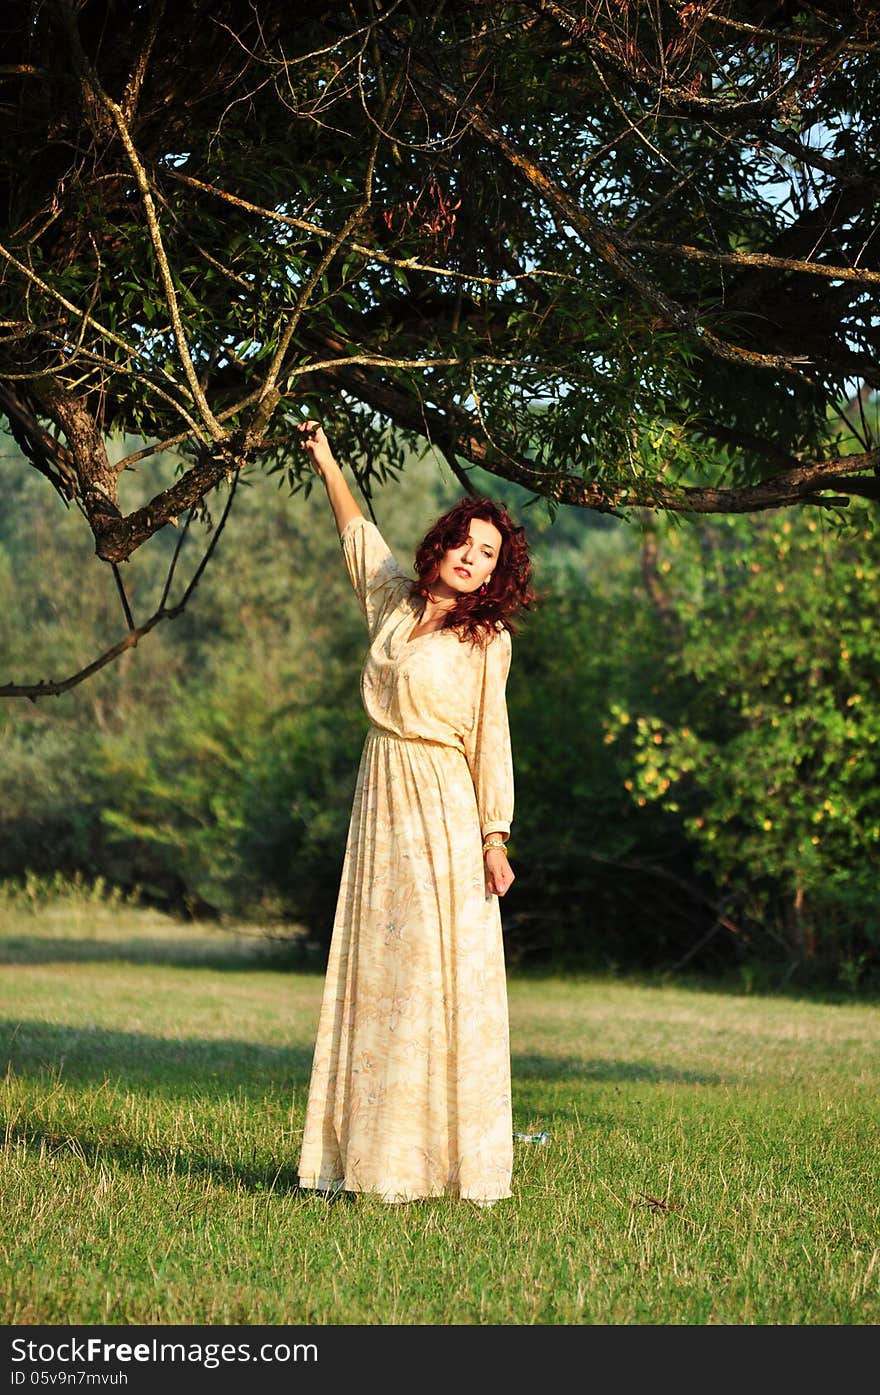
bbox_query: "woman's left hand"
[485,847,515,898]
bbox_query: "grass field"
[1,890,878,1326]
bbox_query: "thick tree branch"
[320,355,880,514]
[121,0,166,120]
[0,384,78,499]
[29,378,121,534]
[827,474,880,501]
[704,10,879,55]
[760,126,879,189]
[92,438,247,562]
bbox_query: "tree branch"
[0,384,78,499]
[526,0,855,123]
[62,7,226,440]
[317,353,880,514]
[248,119,387,439]
[160,166,532,288]
[0,467,238,701]
[0,238,206,440]
[92,437,247,562]
[703,9,879,56]
[631,238,880,288]
[398,39,820,384]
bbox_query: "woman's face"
[435,516,503,596]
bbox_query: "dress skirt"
[297,725,513,1203]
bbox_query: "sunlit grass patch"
[1,903,877,1324]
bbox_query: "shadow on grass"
[1,1022,722,1197]
[1,1019,721,1100]
[0,1018,315,1096]
[512,1053,720,1084]
[4,1121,305,1196]
[0,935,325,973]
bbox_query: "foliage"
[0,436,453,928]
[94,676,368,930]
[2,438,878,981]
[507,533,710,968]
[607,505,880,982]
[1,0,879,607]
[0,869,139,916]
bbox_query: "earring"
[479,582,488,595]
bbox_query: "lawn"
[1,891,877,1326]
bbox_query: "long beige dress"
[296,514,515,1203]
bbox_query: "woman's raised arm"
[297,420,363,537]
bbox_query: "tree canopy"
[1,0,879,580]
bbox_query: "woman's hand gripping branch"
[297,419,363,537]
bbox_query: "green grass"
[1,889,878,1325]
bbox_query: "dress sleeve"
[463,626,515,840]
[339,515,410,638]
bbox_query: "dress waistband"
[367,723,462,753]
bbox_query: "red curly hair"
[412,496,536,646]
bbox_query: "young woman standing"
[295,421,534,1206]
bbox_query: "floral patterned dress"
[296,515,515,1203]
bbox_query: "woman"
[295,420,534,1206]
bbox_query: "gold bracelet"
[482,840,508,855]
